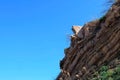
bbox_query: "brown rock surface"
[56,0,120,80]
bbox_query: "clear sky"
[0,0,107,80]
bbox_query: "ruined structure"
[56,0,120,80]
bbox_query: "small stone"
[76,74,79,78]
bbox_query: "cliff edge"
[56,0,120,80]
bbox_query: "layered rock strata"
[56,0,120,80]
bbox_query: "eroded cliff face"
[56,0,120,80]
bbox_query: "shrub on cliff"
[92,65,120,80]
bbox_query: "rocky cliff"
[56,0,120,80]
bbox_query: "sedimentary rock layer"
[56,0,120,80]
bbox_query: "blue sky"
[0,0,107,80]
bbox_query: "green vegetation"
[91,65,120,80]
